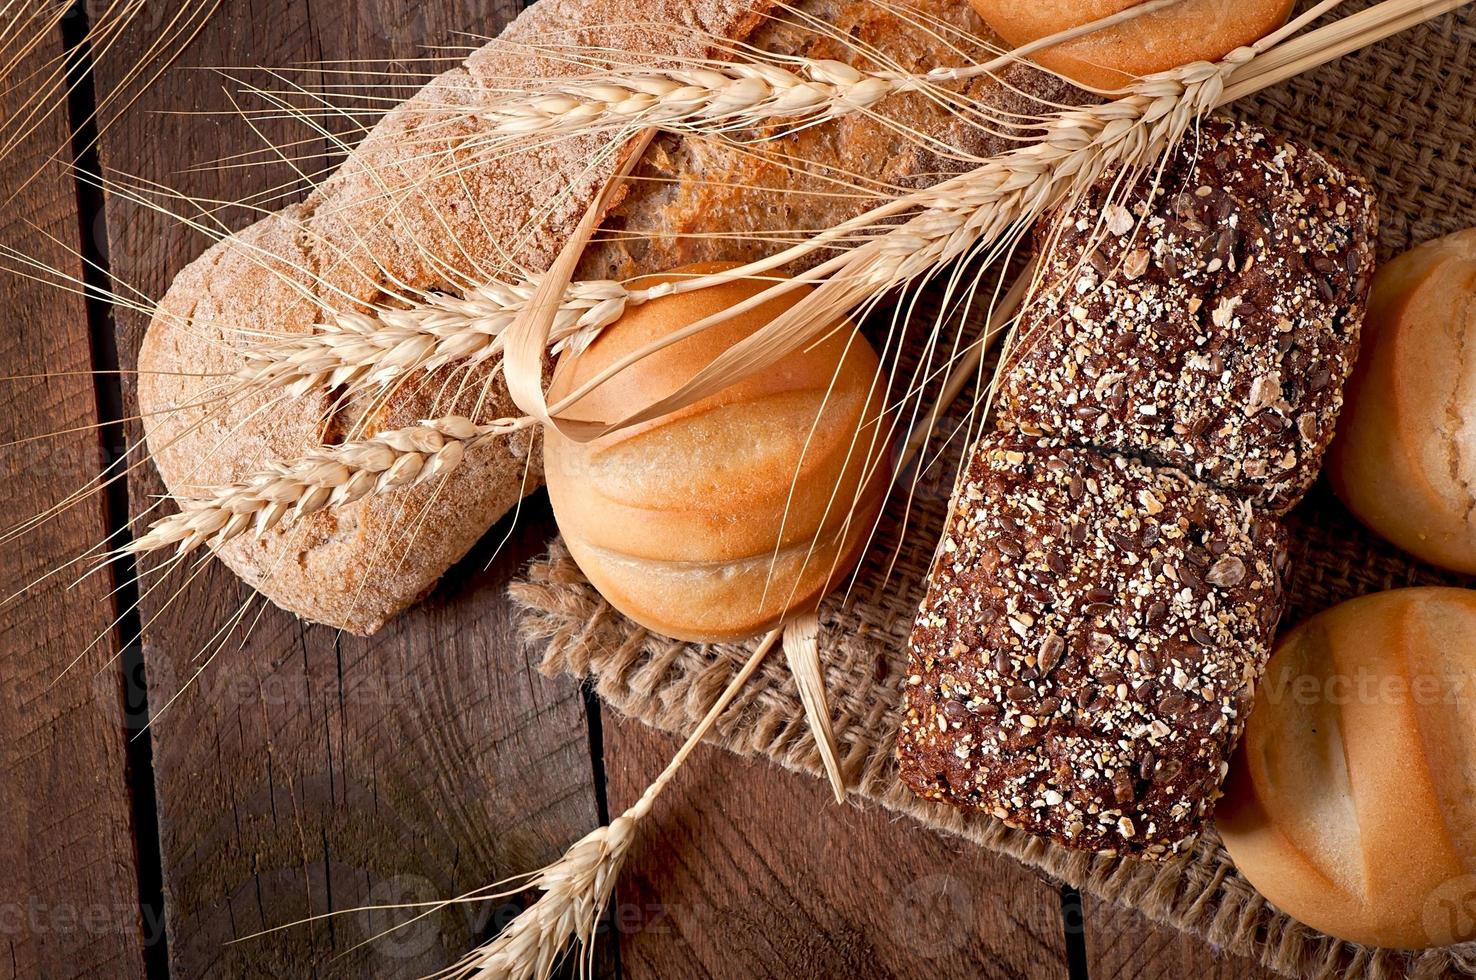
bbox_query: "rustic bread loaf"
[898,121,1374,855]
[997,120,1377,514]
[137,0,1066,633]
[898,432,1287,857]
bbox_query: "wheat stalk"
[441,271,1036,976]
[187,0,1445,558]
[178,0,1458,560]
[125,415,527,558]
[502,52,1241,441]
[479,58,902,137]
[215,55,1225,419]
[510,0,1464,439]
[220,0,1194,406]
[232,263,753,398]
[438,291,1030,977]
[469,0,1187,144]
[441,626,784,980]
[235,278,630,397]
[165,2,1466,976]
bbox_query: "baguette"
[137,0,1067,633]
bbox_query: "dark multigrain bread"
[897,432,1288,857]
[996,119,1377,514]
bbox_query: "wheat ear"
[216,0,1437,532]
[125,415,527,558]
[565,0,1473,427]
[450,264,1034,975]
[502,50,1242,442]
[469,0,1187,143]
[235,278,630,397]
[221,0,1193,405]
[444,626,784,980]
[201,43,1284,554]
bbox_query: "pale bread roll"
[1329,229,1476,574]
[136,0,1066,633]
[543,264,889,642]
[966,0,1294,90]
[1217,588,1476,950]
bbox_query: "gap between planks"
[59,4,170,977]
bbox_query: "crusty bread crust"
[999,120,1377,514]
[137,0,1065,634]
[1329,229,1476,573]
[899,432,1288,857]
[544,265,891,642]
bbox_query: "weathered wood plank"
[0,23,149,980]
[93,1,604,974]
[603,712,1072,979]
[1084,894,1283,980]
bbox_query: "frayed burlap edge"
[515,542,1476,980]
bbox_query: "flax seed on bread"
[997,120,1377,514]
[898,432,1288,856]
[897,120,1377,856]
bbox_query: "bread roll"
[137,0,1066,634]
[967,0,1294,90]
[1329,229,1476,573]
[543,264,889,642]
[1217,588,1476,949]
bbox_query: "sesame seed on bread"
[997,119,1377,514]
[898,432,1288,857]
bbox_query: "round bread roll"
[967,0,1294,90]
[543,263,890,643]
[1217,588,1476,950]
[1329,229,1476,573]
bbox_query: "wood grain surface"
[0,20,150,980]
[1084,897,1282,980]
[90,1,603,975]
[603,713,1072,979]
[0,2,1301,977]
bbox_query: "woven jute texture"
[516,4,1476,978]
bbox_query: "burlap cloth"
[515,4,1476,977]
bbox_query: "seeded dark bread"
[897,432,1288,857]
[996,119,1377,514]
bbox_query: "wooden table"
[0,3,1282,977]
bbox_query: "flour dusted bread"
[137,0,1066,633]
